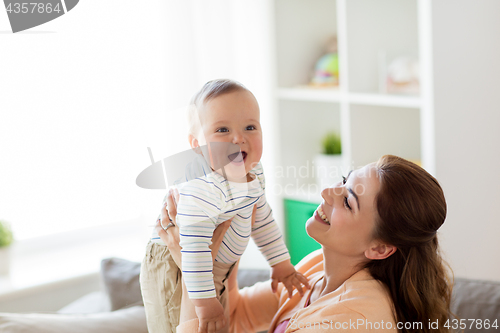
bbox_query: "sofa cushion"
[58,291,111,314]
[451,277,500,331]
[100,257,143,311]
[0,306,147,333]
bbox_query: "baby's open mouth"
[228,151,247,163]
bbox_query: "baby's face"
[196,90,263,181]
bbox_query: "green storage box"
[284,199,321,265]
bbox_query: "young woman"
[157,155,453,333]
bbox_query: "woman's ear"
[365,242,397,260]
[188,134,202,154]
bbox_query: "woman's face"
[306,163,381,258]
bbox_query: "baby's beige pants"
[140,241,234,333]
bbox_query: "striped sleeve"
[251,193,290,266]
[177,177,226,299]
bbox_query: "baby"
[140,79,307,333]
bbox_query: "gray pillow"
[451,277,500,332]
[237,269,270,288]
[100,258,143,311]
[99,258,269,312]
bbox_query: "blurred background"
[0,0,499,313]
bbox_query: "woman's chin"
[306,216,322,235]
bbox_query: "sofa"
[0,257,499,332]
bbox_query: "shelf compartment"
[275,0,337,87]
[277,100,341,189]
[349,104,421,167]
[345,0,419,93]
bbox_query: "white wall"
[0,0,170,240]
[432,0,500,280]
[0,0,276,280]
[0,0,276,246]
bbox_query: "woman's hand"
[155,188,233,269]
[155,188,181,267]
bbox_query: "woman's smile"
[314,205,330,225]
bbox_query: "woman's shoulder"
[341,269,393,303]
[335,270,396,327]
[273,253,397,331]
[295,249,324,274]
[288,270,396,331]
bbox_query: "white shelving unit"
[270,0,500,281]
[271,0,430,198]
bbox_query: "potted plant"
[314,132,345,189]
[0,219,13,275]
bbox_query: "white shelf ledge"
[277,87,342,103]
[277,87,421,108]
[348,92,421,108]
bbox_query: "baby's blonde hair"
[187,79,249,137]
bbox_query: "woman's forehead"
[355,163,377,178]
[351,164,380,204]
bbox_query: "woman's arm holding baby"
[156,189,232,333]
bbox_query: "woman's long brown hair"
[364,155,454,333]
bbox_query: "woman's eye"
[216,127,229,133]
[344,197,352,211]
[246,125,256,130]
[342,176,347,185]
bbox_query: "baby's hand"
[271,260,310,298]
[193,298,226,333]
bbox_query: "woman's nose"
[321,185,342,206]
[321,188,334,206]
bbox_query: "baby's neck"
[227,173,253,183]
[212,168,254,183]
